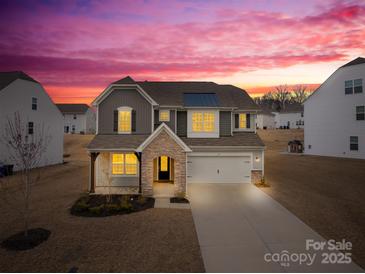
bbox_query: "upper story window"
[159,110,170,122]
[73,114,77,120]
[192,111,215,132]
[118,106,132,133]
[345,79,363,94]
[111,153,138,175]
[239,113,247,129]
[32,97,37,110]
[28,122,34,135]
[350,136,358,151]
[356,106,365,120]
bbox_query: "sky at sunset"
[0,0,365,104]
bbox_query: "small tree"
[291,85,309,104]
[273,85,290,110]
[0,112,50,237]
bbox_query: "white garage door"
[187,154,251,183]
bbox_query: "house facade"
[256,106,275,129]
[304,57,365,159]
[273,104,304,129]
[87,77,265,196]
[56,104,96,134]
[0,71,64,169]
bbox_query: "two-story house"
[56,104,96,134]
[304,57,365,159]
[0,71,64,170]
[87,76,265,196]
[273,103,304,129]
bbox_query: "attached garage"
[187,153,252,184]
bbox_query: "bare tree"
[291,85,309,104]
[0,112,50,237]
[273,85,290,110]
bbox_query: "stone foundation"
[251,170,263,184]
[95,186,139,195]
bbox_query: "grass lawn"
[258,129,365,269]
[0,134,204,272]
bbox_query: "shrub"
[73,198,90,212]
[104,203,120,213]
[137,196,146,204]
[119,196,132,211]
[89,205,104,215]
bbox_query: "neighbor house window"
[354,79,363,93]
[350,136,358,151]
[345,79,363,94]
[28,122,34,135]
[73,114,77,119]
[112,153,138,175]
[159,110,170,122]
[356,106,365,120]
[118,108,132,133]
[32,97,37,110]
[192,112,215,132]
[239,114,247,129]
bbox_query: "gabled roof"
[340,57,365,68]
[0,71,38,91]
[112,76,135,84]
[56,104,89,114]
[137,123,192,152]
[276,103,304,113]
[87,134,149,151]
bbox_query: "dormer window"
[118,107,132,133]
[159,110,170,122]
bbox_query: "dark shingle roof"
[113,76,136,84]
[183,93,219,107]
[56,104,89,114]
[341,57,365,68]
[278,103,304,113]
[0,71,38,91]
[87,132,264,150]
[135,81,258,110]
[182,132,264,147]
[87,134,149,150]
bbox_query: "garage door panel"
[187,155,251,184]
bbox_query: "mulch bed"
[71,194,155,217]
[1,228,51,251]
[170,197,189,204]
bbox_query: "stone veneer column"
[141,130,186,196]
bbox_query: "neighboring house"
[0,71,64,169]
[87,76,265,196]
[56,104,96,134]
[273,103,304,129]
[256,106,275,129]
[304,57,365,159]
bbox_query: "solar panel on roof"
[183,93,219,107]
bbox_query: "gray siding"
[219,111,232,136]
[154,109,176,132]
[177,111,187,137]
[98,88,152,134]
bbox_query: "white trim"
[92,84,158,107]
[187,109,220,138]
[136,123,192,152]
[174,109,177,133]
[188,152,252,157]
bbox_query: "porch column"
[89,152,99,193]
[134,152,142,194]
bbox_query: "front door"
[158,156,170,180]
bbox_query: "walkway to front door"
[188,184,363,272]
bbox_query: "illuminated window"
[159,110,170,122]
[239,114,246,129]
[112,153,124,175]
[112,153,138,175]
[160,156,168,171]
[192,112,215,132]
[118,110,131,133]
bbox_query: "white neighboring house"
[0,71,64,169]
[273,104,304,129]
[56,104,96,134]
[304,57,365,159]
[256,106,275,129]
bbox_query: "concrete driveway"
[188,184,363,273]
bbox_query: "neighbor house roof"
[56,104,89,114]
[104,76,259,110]
[340,57,365,68]
[258,105,275,116]
[87,131,264,151]
[0,71,38,91]
[276,103,304,113]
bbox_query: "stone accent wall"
[141,129,187,196]
[95,186,139,195]
[251,170,263,184]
